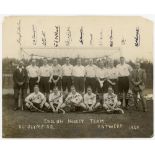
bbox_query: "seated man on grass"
[84,86,100,112]
[49,86,65,114]
[25,84,50,112]
[103,86,124,114]
[65,85,86,112]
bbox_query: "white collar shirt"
[72,65,85,77]
[116,63,132,77]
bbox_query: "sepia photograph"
[2,16,153,138]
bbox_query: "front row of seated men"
[25,84,124,114]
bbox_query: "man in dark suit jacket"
[130,62,147,112]
[13,60,28,110]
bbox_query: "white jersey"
[109,67,119,79]
[39,65,52,77]
[85,65,97,78]
[62,64,73,76]
[84,93,96,105]
[25,92,45,104]
[65,92,83,104]
[49,91,63,104]
[104,68,111,79]
[52,64,62,77]
[103,93,118,106]
[72,65,85,77]
[26,65,39,78]
[116,63,132,77]
[96,67,107,79]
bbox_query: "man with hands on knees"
[25,85,50,112]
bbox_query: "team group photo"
[13,56,147,114]
[2,16,153,138]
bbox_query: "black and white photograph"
[2,16,153,138]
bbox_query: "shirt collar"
[43,64,48,67]
[120,63,126,66]
[31,64,36,67]
[65,63,70,66]
[17,66,24,69]
[53,64,59,67]
[77,64,82,67]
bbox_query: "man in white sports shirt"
[96,60,108,93]
[116,57,132,108]
[72,58,85,93]
[65,85,86,111]
[108,60,119,93]
[26,59,40,93]
[103,60,112,92]
[39,58,52,96]
[62,57,73,93]
[103,86,124,114]
[84,86,100,112]
[25,85,50,112]
[49,58,62,91]
[49,86,65,113]
[85,59,97,93]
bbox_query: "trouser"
[26,102,50,112]
[133,90,147,111]
[103,101,121,109]
[62,76,72,91]
[85,77,97,93]
[29,77,38,93]
[97,78,109,93]
[50,75,61,90]
[14,85,27,108]
[118,76,129,106]
[73,77,85,93]
[103,102,124,114]
[39,77,50,94]
[109,79,118,94]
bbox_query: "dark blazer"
[13,66,28,88]
[130,68,146,91]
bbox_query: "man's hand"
[112,82,116,85]
[55,108,59,112]
[108,104,114,110]
[89,107,93,111]
[29,102,33,106]
[36,79,40,83]
[40,103,44,109]
[134,82,139,86]
[99,81,103,87]
[17,82,24,86]
[53,109,56,112]
[53,80,57,84]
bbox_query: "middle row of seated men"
[25,84,124,114]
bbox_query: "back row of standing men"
[13,56,147,111]
[26,57,132,94]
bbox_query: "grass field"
[2,95,153,138]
